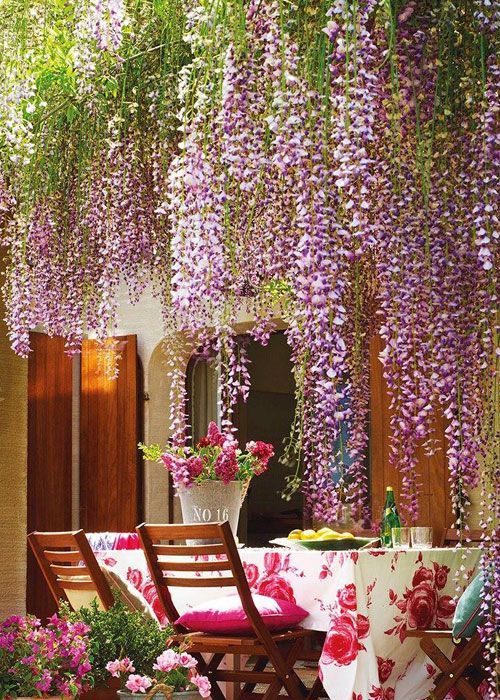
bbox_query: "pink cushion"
[176,594,308,634]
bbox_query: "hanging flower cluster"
[0,3,498,671]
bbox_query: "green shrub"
[61,596,173,688]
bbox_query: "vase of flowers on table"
[141,422,274,543]
[0,613,92,699]
[107,648,210,699]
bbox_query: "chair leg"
[262,638,308,700]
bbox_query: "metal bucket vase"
[177,480,243,544]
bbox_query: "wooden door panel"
[369,335,452,542]
[80,335,141,531]
[27,333,73,620]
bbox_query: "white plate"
[269,537,303,549]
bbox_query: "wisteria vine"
[0,1,497,690]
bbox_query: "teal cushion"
[452,573,485,639]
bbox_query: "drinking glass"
[392,527,410,549]
[411,526,433,549]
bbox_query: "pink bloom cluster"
[158,422,273,488]
[107,649,210,697]
[0,613,92,696]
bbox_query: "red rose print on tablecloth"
[126,567,143,589]
[352,694,362,700]
[385,557,456,641]
[264,551,282,575]
[337,583,357,610]
[257,574,296,603]
[369,686,395,700]
[140,580,169,626]
[357,613,370,639]
[425,663,436,679]
[377,656,395,684]
[243,562,259,588]
[321,612,366,666]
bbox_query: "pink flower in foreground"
[178,651,198,669]
[191,674,211,698]
[106,657,135,677]
[125,675,152,693]
[153,648,179,672]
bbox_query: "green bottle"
[380,486,401,547]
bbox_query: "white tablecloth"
[97,546,481,700]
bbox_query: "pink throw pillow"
[176,594,308,634]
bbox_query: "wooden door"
[370,335,453,542]
[80,335,142,531]
[27,333,73,620]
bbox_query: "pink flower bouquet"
[140,422,274,489]
[106,648,211,697]
[0,613,92,696]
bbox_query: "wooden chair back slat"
[158,559,231,572]
[153,543,227,556]
[440,529,484,547]
[50,564,90,577]
[162,576,236,588]
[44,550,82,563]
[28,529,115,611]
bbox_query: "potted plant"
[62,598,172,699]
[0,613,92,698]
[141,422,274,541]
[106,648,211,699]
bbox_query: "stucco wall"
[0,259,28,617]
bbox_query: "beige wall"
[0,259,28,618]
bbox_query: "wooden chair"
[440,529,484,547]
[137,521,324,700]
[28,529,115,612]
[406,629,485,700]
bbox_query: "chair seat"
[175,627,314,652]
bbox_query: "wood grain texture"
[80,335,142,531]
[369,335,452,542]
[27,333,73,620]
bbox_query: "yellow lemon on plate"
[287,529,303,540]
[317,527,333,536]
[338,532,355,539]
[319,531,343,541]
[300,529,319,540]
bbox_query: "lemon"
[317,527,333,536]
[338,532,354,539]
[287,529,303,540]
[300,529,319,540]
[319,532,341,541]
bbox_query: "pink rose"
[407,582,438,629]
[321,613,360,666]
[337,583,357,610]
[125,675,152,693]
[126,568,143,590]
[433,563,450,590]
[357,614,370,639]
[264,552,282,575]
[190,674,211,698]
[377,656,395,684]
[243,562,259,588]
[256,575,295,603]
[412,566,434,587]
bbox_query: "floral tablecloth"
[95,546,480,700]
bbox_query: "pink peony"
[190,674,212,698]
[125,675,152,693]
[153,648,179,672]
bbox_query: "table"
[96,546,481,700]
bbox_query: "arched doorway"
[187,331,302,545]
